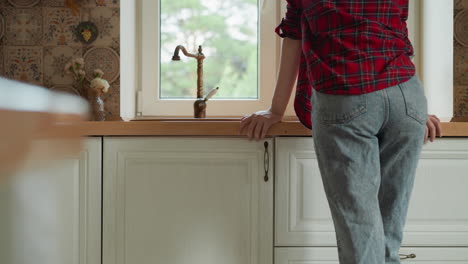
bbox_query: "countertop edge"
[77,121,468,137]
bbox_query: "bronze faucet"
[172,45,216,118]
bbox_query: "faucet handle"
[204,87,219,102]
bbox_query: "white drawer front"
[275,138,468,246]
[275,247,468,263]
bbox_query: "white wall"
[120,0,137,120]
[421,0,454,118]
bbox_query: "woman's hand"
[425,114,442,143]
[238,38,301,141]
[239,110,283,141]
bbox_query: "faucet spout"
[172,45,204,61]
[171,45,183,61]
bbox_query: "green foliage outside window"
[160,0,258,99]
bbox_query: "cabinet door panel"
[275,137,468,246]
[0,138,102,264]
[275,137,336,246]
[404,139,468,246]
[103,137,273,264]
[275,247,468,263]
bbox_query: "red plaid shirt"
[275,0,415,129]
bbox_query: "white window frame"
[419,0,453,119]
[135,0,295,117]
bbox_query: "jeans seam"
[381,88,390,131]
[398,77,427,126]
[318,105,367,124]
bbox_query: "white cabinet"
[275,247,468,264]
[275,137,335,246]
[0,138,102,264]
[102,137,273,264]
[404,139,468,246]
[275,137,468,247]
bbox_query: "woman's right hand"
[239,109,283,141]
[424,114,442,143]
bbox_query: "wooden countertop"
[79,118,468,137]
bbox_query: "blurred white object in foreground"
[0,78,91,264]
[0,77,88,114]
[0,77,89,177]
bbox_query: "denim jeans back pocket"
[398,76,428,126]
[313,91,367,125]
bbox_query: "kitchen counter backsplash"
[0,0,121,119]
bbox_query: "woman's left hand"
[239,109,282,141]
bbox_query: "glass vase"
[90,90,106,121]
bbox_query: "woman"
[240,1,442,263]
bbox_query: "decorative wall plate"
[0,14,4,40]
[76,21,99,44]
[455,10,468,47]
[454,85,468,118]
[83,47,120,83]
[7,0,40,7]
[455,0,468,9]
[454,46,468,86]
[50,85,81,96]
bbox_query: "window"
[137,0,295,117]
[160,0,258,100]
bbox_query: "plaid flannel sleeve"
[275,0,302,40]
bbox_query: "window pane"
[160,0,258,99]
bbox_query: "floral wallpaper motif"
[7,0,40,8]
[44,45,82,86]
[4,46,42,84]
[0,0,121,117]
[0,46,4,75]
[2,8,43,45]
[455,2,468,117]
[42,0,67,7]
[102,77,119,119]
[0,13,5,39]
[87,7,119,48]
[43,8,81,46]
[95,0,119,8]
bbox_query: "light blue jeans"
[311,74,428,264]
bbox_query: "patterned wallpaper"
[455,0,468,118]
[0,0,120,119]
